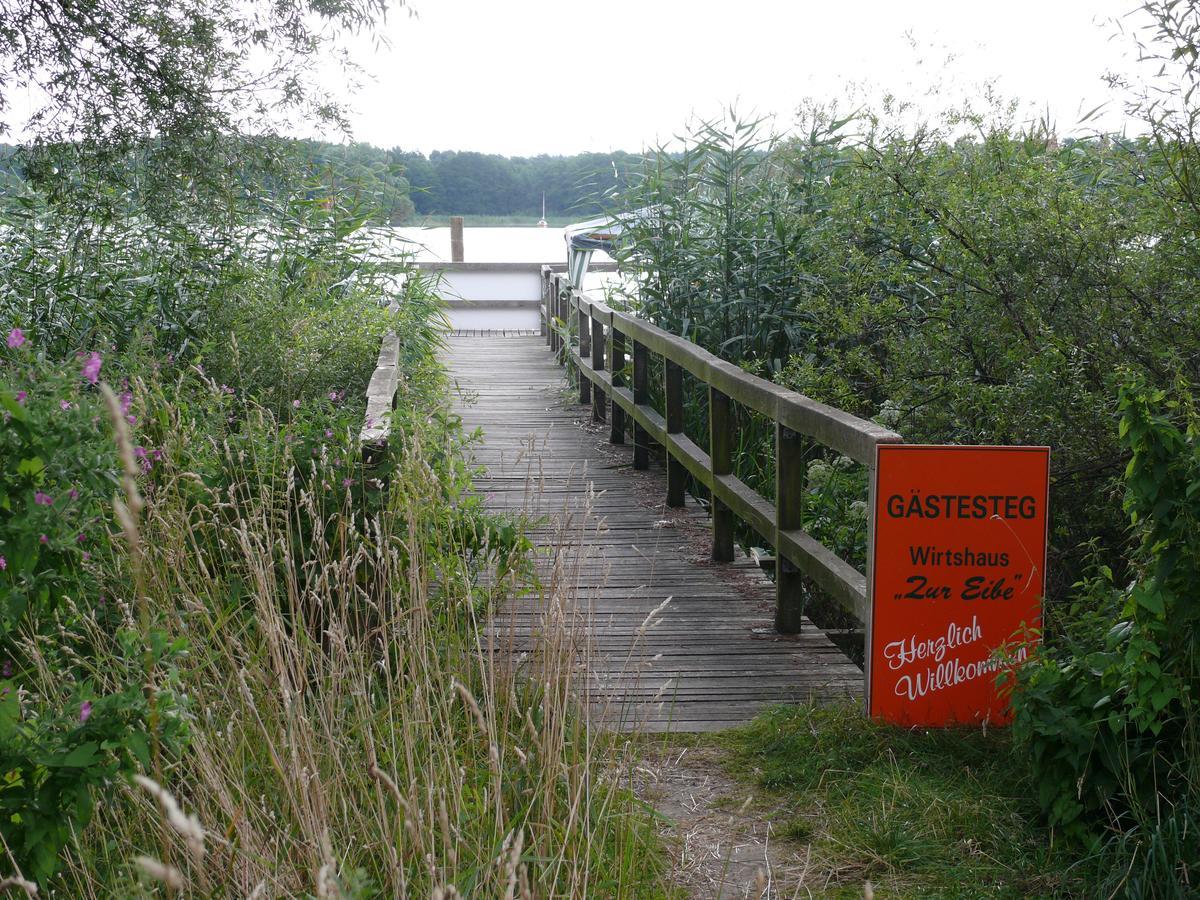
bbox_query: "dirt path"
[634,740,823,899]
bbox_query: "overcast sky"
[318,0,1148,156]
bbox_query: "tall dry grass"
[28,382,664,896]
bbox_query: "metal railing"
[540,267,903,632]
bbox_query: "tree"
[0,0,399,209]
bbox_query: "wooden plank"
[444,333,863,734]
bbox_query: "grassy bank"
[713,703,1097,897]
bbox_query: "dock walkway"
[446,333,861,732]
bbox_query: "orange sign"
[868,445,1049,727]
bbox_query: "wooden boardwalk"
[447,334,862,732]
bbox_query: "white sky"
[322,0,1147,155]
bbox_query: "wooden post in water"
[665,360,685,507]
[632,340,650,470]
[450,216,464,262]
[609,327,626,444]
[775,425,808,633]
[709,387,734,562]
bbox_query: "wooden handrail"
[539,266,902,631]
[360,300,402,459]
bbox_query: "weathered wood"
[609,327,626,445]
[664,358,685,508]
[570,295,900,466]
[632,339,650,470]
[557,287,900,629]
[709,387,734,563]
[590,312,605,423]
[450,216,464,262]
[576,288,591,405]
[775,425,807,634]
[445,333,862,732]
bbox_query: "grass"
[13,334,668,895]
[714,702,1099,897]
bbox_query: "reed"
[26,373,665,896]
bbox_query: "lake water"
[390,225,611,264]
[385,226,619,330]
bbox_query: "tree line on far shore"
[0,142,639,223]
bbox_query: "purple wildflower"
[134,446,147,458]
[119,391,133,415]
[79,701,92,723]
[292,399,301,409]
[15,391,26,405]
[34,491,52,506]
[343,478,353,488]
[0,556,5,570]
[6,328,25,349]
[68,487,79,500]
[82,551,90,561]
[81,351,102,385]
[39,534,47,544]
[76,533,86,543]
[60,400,72,411]
[2,661,10,677]
[325,429,334,439]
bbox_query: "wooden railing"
[360,301,402,461]
[540,267,903,632]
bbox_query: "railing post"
[665,359,685,507]
[632,340,649,470]
[541,270,550,342]
[549,276,560,353]
[775,425,808,633]
[591,313,606,423]
[609,327,626,444]
[556,285,568,364]
[709,387,734,562]
[577,297,591,405]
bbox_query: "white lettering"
[882,616,983,671]
[893,645,1028,701]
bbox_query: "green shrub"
[1007,376,1200,893]
[0,334,187,882]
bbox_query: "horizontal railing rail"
[540,266,902,631]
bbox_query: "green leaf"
[56,743,100,768]
[16,457,45,479]
[0,391,27,422]
[1134,587,1165,616]
[126,732,150,769]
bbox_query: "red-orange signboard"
[868,445,1049,727]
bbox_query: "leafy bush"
[1007,377,1200,894]
[0,334,187,882]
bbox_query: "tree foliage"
[0,0,398,213]
[396,148,640,218]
